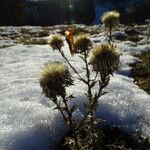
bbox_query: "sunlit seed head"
[47,35,64,50]
[101,11,120,28]
[39,62,73,98]
[74,35,92,53]
[90,43,120,78]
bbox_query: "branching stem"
[61,96,79,150]
[58,49,86,83]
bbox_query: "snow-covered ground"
[0,26,150,150]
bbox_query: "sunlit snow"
[0,26,150,150]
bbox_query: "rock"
[138,37,150,45]
[125,28,142,36]
[112,31,127,41]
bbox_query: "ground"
[0,24,150,150]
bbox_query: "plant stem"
[58,49,86,83]
[62,96,79,150]
[90,110,95,150]
[109,26,112,43]
[83,52,96,149]
[52,97,67,122]
[83,52,92,101]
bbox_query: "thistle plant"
[74,35,92,54]
[39,62,79,149]
[90,44,120,82]
[39,62,73,99]
[101,11,120,42]
[39,33,120,150]
[47,35,64,50]
[76,43,120,150]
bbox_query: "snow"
[0,27,150,150]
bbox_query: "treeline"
[0,0,149,26]
[97,0,150,23]
[0,0,95,26]
[0,0,26,25]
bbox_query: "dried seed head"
[90,44,120,80]
[47,35,64,50]
[74,35,92,53]
[39,62,73,98]
[101,11,120,28]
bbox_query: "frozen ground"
[0,26,150,150]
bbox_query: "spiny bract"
[47,35,64,50]
[101,11,120,28]
[39,62,73,98]
[74,35,92,53]
[90,44,120,80]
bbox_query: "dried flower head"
[101,11,120,28]
[90,44,120,80]
[47,35,64,50]
[74,35,92,53]
[65,30,76,55]
[39,62,73,99]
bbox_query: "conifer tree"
[0,0,26,25]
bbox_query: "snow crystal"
[0,27,150,150]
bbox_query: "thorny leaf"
[90,80,97,88]
[63,116,68,123]
[78,77,88,84]
[79,55,85,61]
[84,93,89,98]
[53,107,60,110]
[70,105,77,113]
[53,101,61,110]
[67,94,75,100]
[100,91,108,96]
[63,116,69,123]
[62,107,68,112]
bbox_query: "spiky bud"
[101,11,120,28]
[39,62,73,99]
[90,44,120,80]
[74,35,92,53]
[47,35,64,50]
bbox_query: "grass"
[126,35,143,44]
[0,45,13,49]
[58,126,150,150]
[20,28,31,34]
[20,37,47,45]
[132,51,150,94]
[0,28,4,32]
[58,25,103,36]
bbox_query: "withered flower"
[101,11,120,28]
[74,35,92,54]
[48,35,64,50]
[39,62,73,99]
[90,44,120,80]
[65,30,76,55]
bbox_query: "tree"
[72,0,95,24]
[0,0,26,25]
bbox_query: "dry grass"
[0,44,13,49]
[59,126,150,150]
[132,51,150,94]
